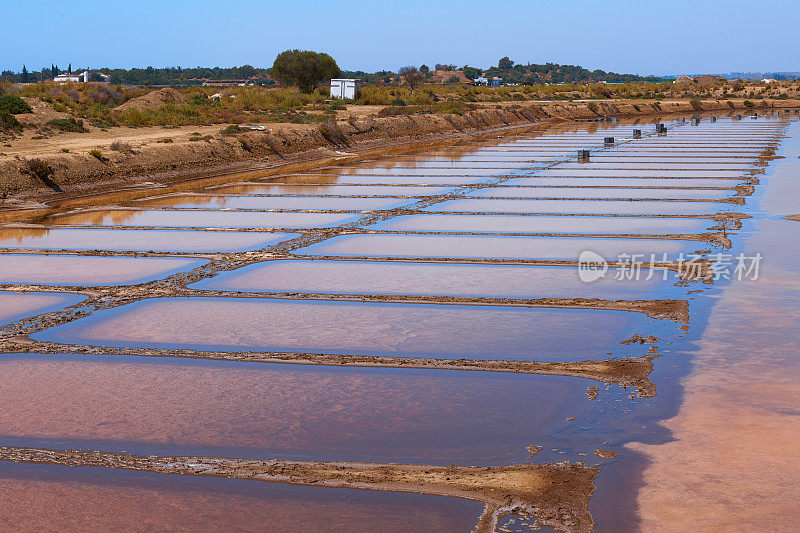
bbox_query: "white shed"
[330,79,362,99]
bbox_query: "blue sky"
[5,0,799,75]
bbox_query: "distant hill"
[720,72,800,80]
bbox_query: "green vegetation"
[272,50,341,93]
[47,117,88,132]
[744,100,755,107]
[0,111,22,132]
[689,98,703,110]
[0,94,32,114]
[88,149,106,161]
[22,158,61,191]
[221,124,244,135]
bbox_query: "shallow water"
[371,214,716,235]
[262,174,482,185]
[467,186,737,200]
[504,177,748,187]
[423,198,736,215]
[0,291,85,326]
[0,353,612,464]
[131,194,411,211]
[0,227,297,252]
[297,233,707,260]
[0,461,481,533]
[0,255,206,286]
[48,209,358,229]
[192,260,692,299]
[204,183,453,197]
[32,297,671,361]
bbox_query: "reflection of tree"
[47,210,139,227]
[0,227,51,243]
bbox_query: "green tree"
[498,57,514,70]
[462,66,481,79]
[272,50,341,93]
[420,64,430,73]
[21,65,28,83]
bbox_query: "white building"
[54,71,90,83]
[330,79,361,99]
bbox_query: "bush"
[61,148,69,153]
[743,100,755,108]
[22,158,61,191]
[0,94,32,114]
[221,124,244,135]
[689,98,703,110]
[0,111,22,132]
[110,140,133,153]
[586,102,599,114]
[24,159,54,180]
[390,97,407,106]
[319,120,348,145]
[727,101,735,108]
[48,118,88,132]
[89,149,106,161]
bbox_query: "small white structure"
[54,71,90,83]
[330,79,361,99]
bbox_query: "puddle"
[0,228,297,253]
[467,187,737,200]
[371,214,716,235]
[0,461,481,533]
[297,234,701,260]
[205,183,453,197]
[0,255,206,286]
[32,297,670,361]
[48,210,355,229]
[0,353,609,464]
[0,292,85,326]
[132,195,411,211]
[193,260,689,300]
[423,199,735,216]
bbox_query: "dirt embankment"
[0,446,599,533]
[1,98,797,201]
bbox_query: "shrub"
[447,76,460,84]
[61,148,69,153]
[157,138,174,143]
[0,94,32,114]
[586,102,599,114]
[188,136,202,141]
[743,100,755,108]
[689,98,703,110]
[89,149,106,161]
[319,119,348,145]
[727,101,735,108]
[47,118,88,132]
[22,158,61,191]
[110,140,133,153]
[0,111,22,132]
[221,124,244,135]
[390,97,407,106]
[24,159,54,180]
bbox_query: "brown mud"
[0,445,598,533]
